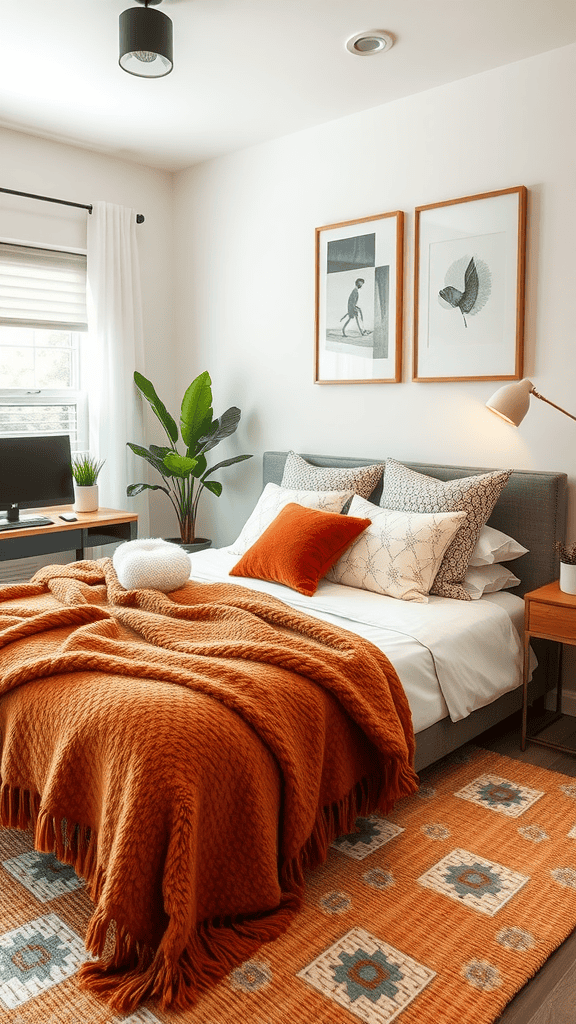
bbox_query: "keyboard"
[0,516,53,531]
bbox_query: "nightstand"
[522,581,576,754]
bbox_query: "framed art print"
[314,210,404,384]
[413,186,527,382]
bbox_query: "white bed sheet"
[188,547,527,734]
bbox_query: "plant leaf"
[190,453,207,479]
[203,453,253,478]
[163,452,198,478]
[198,407,242,454]
[127,442,170,477]
[459,257,479,313]
[180,372,213,450]
[134,371,178,444]
[203,479,223,497]
[127,482,171,497]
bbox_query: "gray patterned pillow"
[281,451,383,499]
[380,459,512,600]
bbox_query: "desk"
[0,507,138,563]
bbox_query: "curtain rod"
[0,187,145,224]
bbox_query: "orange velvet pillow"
[229,502,371,596]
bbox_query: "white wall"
[174,43,576,549]
[1,127,176,537]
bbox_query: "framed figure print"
[314,210,404,384]
[413,186,527,382]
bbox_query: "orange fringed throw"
[0,559,417,1012]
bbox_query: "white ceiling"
[2,0,576,172]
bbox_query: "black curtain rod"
[0,187,145,224]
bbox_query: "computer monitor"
[0,435,74,516]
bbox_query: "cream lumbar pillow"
[326,494,466,602]
[113,538,191,592]
[228,482,355,556]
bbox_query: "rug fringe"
[0,766,416,1013]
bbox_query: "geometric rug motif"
[2,851,84,903]
[332,816,404,861]
[3,746,576,1024]
[453,774,545,818]
[417,848,530,917]
[297,925,436,1024]
[0,913,86,1009]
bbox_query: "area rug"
[2,745,576,1024]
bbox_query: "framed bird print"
[413,186,527,382]
[314,210,404,384]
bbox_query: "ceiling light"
[119,0,173,79]
[345,31,394,57]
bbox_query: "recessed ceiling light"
[345,30,394,57]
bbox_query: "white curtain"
[87,201,149,537]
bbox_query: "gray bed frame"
[263,452,568,771]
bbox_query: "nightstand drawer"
[528,602,576,640]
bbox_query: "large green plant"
[127,370,252,543]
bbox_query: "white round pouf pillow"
[113,538,191,592]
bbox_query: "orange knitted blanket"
[0,559,417,1013]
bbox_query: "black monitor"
[0,435,74,516]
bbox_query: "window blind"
[0,243,87,331]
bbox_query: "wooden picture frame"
[413,186,527,382]
[314,210,404,384]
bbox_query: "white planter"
[73,484,99,513]
[559,561,576,595]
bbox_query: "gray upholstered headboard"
[262,452,567,597]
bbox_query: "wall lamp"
[486,378,576,427]
[119,0,173,79]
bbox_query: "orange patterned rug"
[1,745,576,1024]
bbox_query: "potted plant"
[558,542,576,595]
[71,455,105,513]
[127,370,252,550]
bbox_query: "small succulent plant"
[557,542,576,566]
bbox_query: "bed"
[190,452,567,772]
[0,452,567,1013]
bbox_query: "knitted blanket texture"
[0,559,417,1012]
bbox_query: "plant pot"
[559,561,576,595]
[165,537,212,554]
[73,484,99,513]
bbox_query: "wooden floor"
[476,711,576,1024]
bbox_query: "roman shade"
[0,242,87,331]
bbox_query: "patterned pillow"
[281,451,383,499]
[326,495,466,602]
[228,482,354,556]
[380,460,512,601]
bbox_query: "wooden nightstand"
[522,581,576,754]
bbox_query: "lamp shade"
[119,5,173,78]
[486,378,534,426]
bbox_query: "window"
[0,242,88,453]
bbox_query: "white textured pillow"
[462,564,521,600]
[229,482,354,556]
[113,538,191,592]
[281,451,383,499]
[326,495,466,602]
[468,525,528,566]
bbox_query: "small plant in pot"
[71,455,105,513]
[557,541,576,595]
[127,370,252,550]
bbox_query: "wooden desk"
[522,580,576,755]
[0,506,138,562]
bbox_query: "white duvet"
[188,547,527,734]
